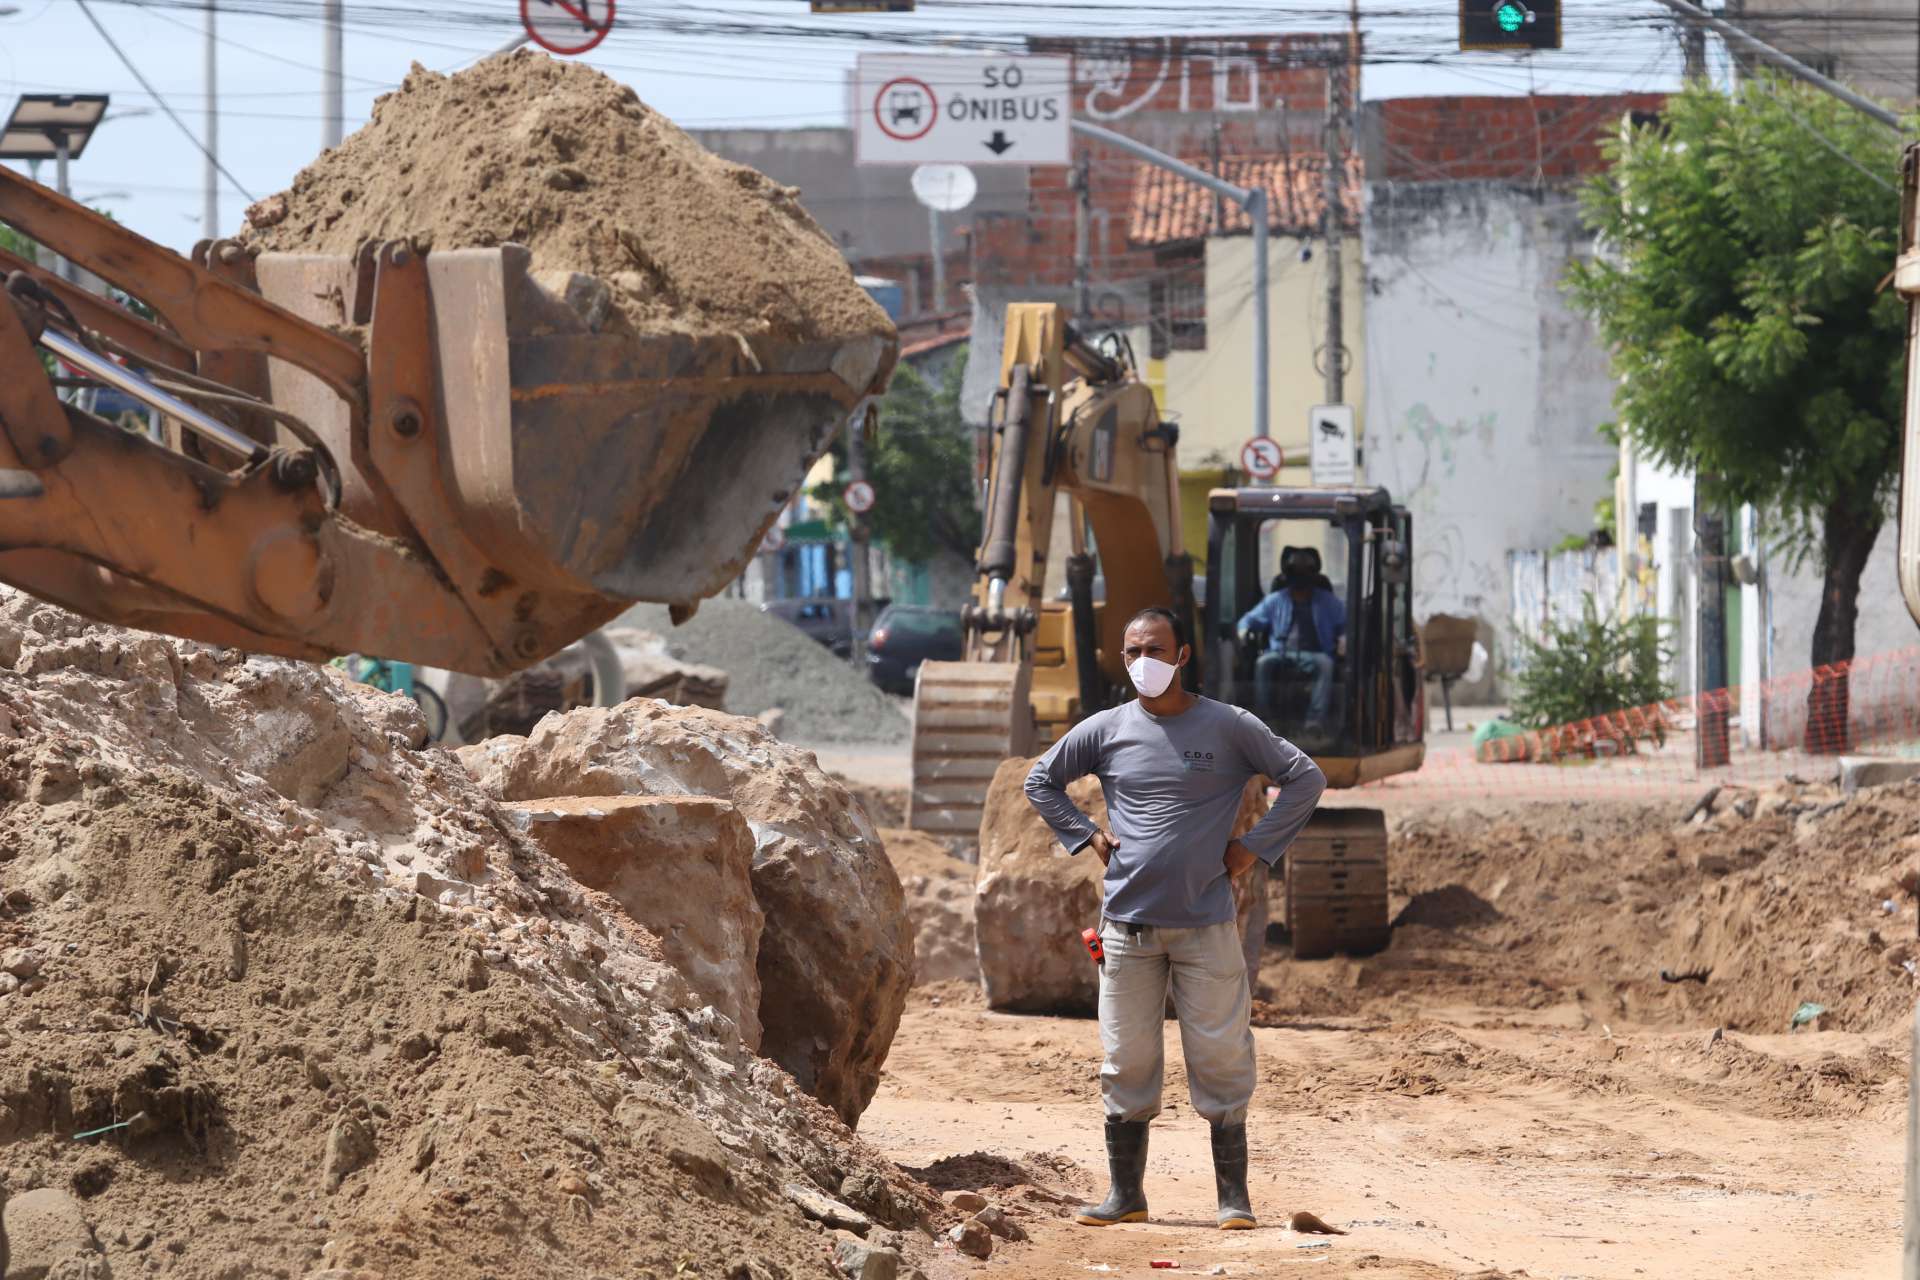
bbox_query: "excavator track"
[909,660,1033,839]
[1285,806,1391,959]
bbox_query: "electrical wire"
[72,0,258,202]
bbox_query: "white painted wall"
[1362,181,1619,697]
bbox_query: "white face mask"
[1127,654,1179,698]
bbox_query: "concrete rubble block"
[948,1217,993,1259]
[973,759,1268,1014]
[460,700,912,1127]
[500,793,765,1049]
[881,828,979,987]
[784,1182,872,1234]
[2,1187,109,1280]
[1839,756,1920,796]
[972,762,1106,1015]
[832,1235,901,1280]
[972,1204,1026,1241]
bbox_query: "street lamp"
[2,94,111,281]
[0,94,110,198]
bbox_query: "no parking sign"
[520,0,615,55]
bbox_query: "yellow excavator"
[911,302,1425,958]
[0,166,892,675]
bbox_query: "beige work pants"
[1097,918,1257,1127]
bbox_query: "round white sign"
[1240,436,1284,481]
[843,480,877,514]
[911,163,978,213]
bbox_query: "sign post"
[855,54,1070,166]
[1309,404,1356,487]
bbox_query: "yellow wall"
[1162,234,1367,473]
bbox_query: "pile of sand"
[241,52,890,345]
[0,593,939,1278]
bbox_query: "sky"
[0,0,1702,252]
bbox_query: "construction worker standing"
[1023,606,1325,1231]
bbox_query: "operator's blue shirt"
[1237,588,1346,655]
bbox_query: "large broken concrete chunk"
[501,794,765,1048]
[973,761,1106,1014]
[881,827,979,987]
[460,701,912,1126]
[1839,756,1920,795]
[974,758,1270,1014]
[2,1187,106,1280]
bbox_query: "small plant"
[1511,595,1673,752]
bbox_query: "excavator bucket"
[247,246,894,670]
[0,159,896,679]
[1284,807,1391,959]
[909,660,1035,838]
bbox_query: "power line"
[73,0,258,201]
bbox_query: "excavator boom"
[0,167,894,675]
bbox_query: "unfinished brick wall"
[1371,93,1668,183]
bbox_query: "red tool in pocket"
[1082,926,1104,967]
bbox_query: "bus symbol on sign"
[875,78,937,142]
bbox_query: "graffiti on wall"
[1067,35,1339,121]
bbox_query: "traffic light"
[1460,0,1560,51]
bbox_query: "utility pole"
[926,206,944,315]
[322,0,344,149]
[203,0,218,240]
[846,407,871,664]
[1320,40,1347,405]
[1681,17,1708,80]
[1679,9,1730,769]
[1071,149,1091,327]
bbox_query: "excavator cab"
[1201,485,1426,958]
[1202,486,1425,778]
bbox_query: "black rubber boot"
[1074,1118,1149,1226]
[1211,1122,1256,1230]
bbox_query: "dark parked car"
[760,596,889,656]
[865,604,963,694]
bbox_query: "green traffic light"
[1495,1,1525,32]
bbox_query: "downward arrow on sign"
[983,131,1014,155]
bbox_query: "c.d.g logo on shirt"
[1181,749,1215,773]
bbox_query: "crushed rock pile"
[0,594,940,1279]
[241,52,890,345]
[619,599,908,744]
[1263,777,1920,1036]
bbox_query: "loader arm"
[909,301,1188,834]
[0,167,893,675]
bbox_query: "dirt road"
[863,792,1915,1279]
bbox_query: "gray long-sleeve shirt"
[1023,695,1326,928]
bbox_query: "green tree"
[1565,78,1906,751]
[814,348,980,566]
